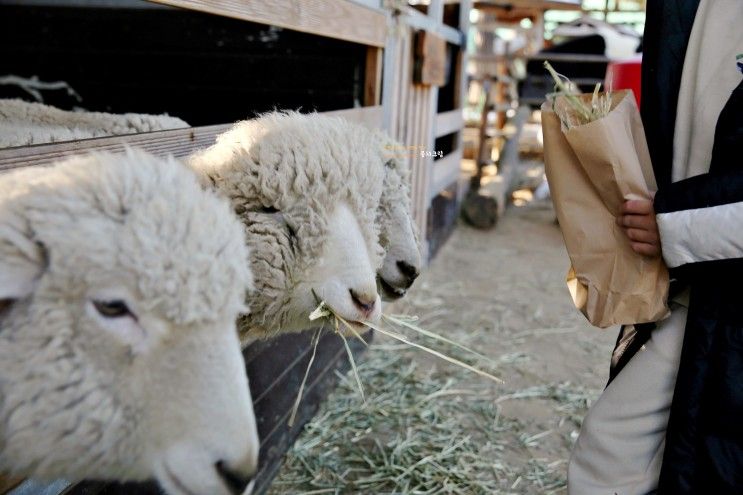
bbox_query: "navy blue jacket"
[638,0,743,492]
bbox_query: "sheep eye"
[257,206,280,214]
[93,300,131,318]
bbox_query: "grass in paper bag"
[543,61,613,130]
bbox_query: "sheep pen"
[269,203,618,495]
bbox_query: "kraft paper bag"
[541,90,670,328]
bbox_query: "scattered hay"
[272,210,613,494]
[270,342,601,494]
[296,295,504,421]
[270,351,510,494]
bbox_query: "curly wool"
[189,112,386,339]
[0,150,250,325]
[0,149,254,480]
[0,99,188,148]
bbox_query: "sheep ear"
[0,224,46,301]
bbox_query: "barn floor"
[268,200,618,495]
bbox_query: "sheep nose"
[397,260,420,286]
[349,289,377,315]
[215,460,255,495]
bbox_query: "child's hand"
[618,199,662,257]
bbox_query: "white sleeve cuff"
[657,201,743,268]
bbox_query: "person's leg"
[567,305,688,495]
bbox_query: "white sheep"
[0,149,259,495]
[188,112,387,340]
[374,130,422,300]
[0,98,422,302]
[0,99,188,148]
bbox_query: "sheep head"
[0,150,259,495]
[375,132,423,301]
[189,112,386,340]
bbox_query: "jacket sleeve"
[654,170,743,269]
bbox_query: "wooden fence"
[0,1,470,493]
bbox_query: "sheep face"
[189,112,386,340]
[376,136,423,301]
[0,151,258,495]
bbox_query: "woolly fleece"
[0,99,188,148]
[0,149,257,489]
[189,112,386,339]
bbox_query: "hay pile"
[270,205,614,494]
[270,333,598,494]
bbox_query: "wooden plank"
[0,106,382,172]
[407,87,418,199]
[364,46,383,106]
[403,8,462,45]
[0,124,230,172]
[398,30,413,142]
[413,30,447,87]
[457,0,472,110]
[146,0,387,47]
[245,331,370,495]
[435,109,463,138]
[418,86,435,254]
[381,21,399,132]
[0,0,172,8]
[427,0,443,22]
[452,46,465,109]
[429,147,463,202]
[415,88,427,237]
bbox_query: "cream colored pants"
[567,304,688,495]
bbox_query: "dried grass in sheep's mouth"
[287,292,504,427]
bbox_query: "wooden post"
[476,78,492,180]
[456,0,472,153]
[381,10,398,132]
[364,46,384,106]
[533,11,545,51]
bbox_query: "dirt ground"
[270,200,619,494]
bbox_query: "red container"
[605,54,642,106]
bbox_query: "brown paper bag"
[541,90,670,328]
